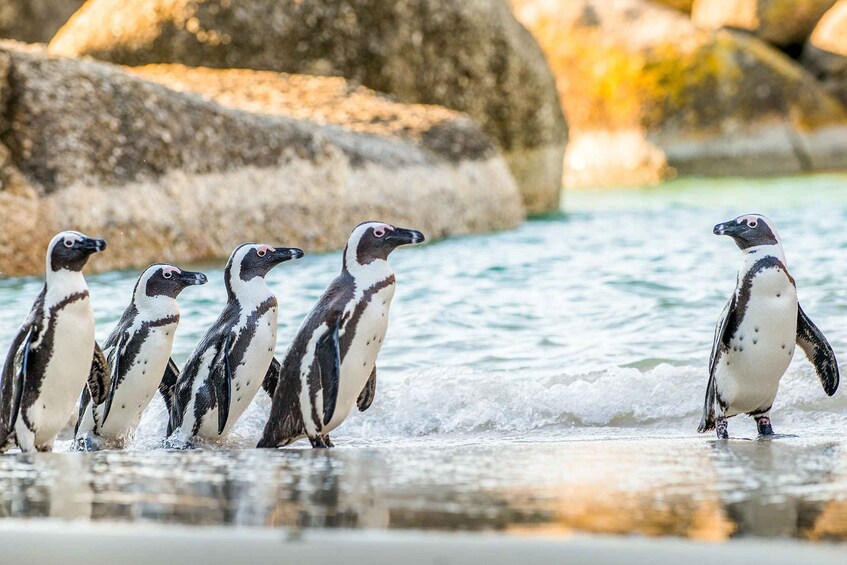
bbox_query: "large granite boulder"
[0,43,523,276]
[802,1,847,106]
[512,0,847,188]
[0,1,84,43]
[48,0,567,214]
[692,0,837,47]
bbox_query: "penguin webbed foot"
[309,435,333,449]
[755,415,774,437]
[73,434,103,452]
[162,436,197,451]
[715,417,729,440]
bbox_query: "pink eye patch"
[162,266,182,277]
[257,245,274,257]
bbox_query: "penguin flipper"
[357,366,377,412]
[0,325,33,441]
[317,319,342,425]
[158,358,180,426]
[213,334,233,435]
[796,304,839,396]
[699,296,734,433]
[102,333,128,426]
[87,342,110,406]
[262,358,281,398]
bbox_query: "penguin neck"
[133,289,179,322]
[742,243,787,267]
[228,275,273,307]
[345,256,394,294]
[45,268,88,303]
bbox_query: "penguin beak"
[387,228,426,246]
[270,247,305,263]
[178,270,208,287]
[78,237,107,254]
[713,221,741,237]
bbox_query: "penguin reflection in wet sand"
[699,214,839,440]
[73,264,208,451]
[258,222,425,449]
[0,231,107,453]
[167,243,304,445]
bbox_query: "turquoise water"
[1,175,847,539]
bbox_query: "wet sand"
[1,522,846,565]
[1,435,845,545]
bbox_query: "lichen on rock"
[513,0,847,188]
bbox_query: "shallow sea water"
[1,175,847,541]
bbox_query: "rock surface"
[513,0,847,188]
[802,1,847,106]
[654,0,694,12]
[49,0,567,214]
[692,0,837,47]
[0,0,84,43]
[0,43,523,276]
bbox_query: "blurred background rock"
[0,0,846,274]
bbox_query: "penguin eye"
[257,249,267,257]
[162,270,172,279]
[373,227,386,238]
[747,220,758,228]
[63,239,74,248]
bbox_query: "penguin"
[258,221,425,449]
[73,264,208,450]
[167,243,304,444]
[0,231,107,453]
[699,214,839,439]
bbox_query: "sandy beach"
[0,521,845,565]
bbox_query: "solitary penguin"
[0,231,107,453]
[699,214,839,439]
[167,243,304,444]
[74,264,208,450]
[258,221,425,449]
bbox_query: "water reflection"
[0,438,845,542]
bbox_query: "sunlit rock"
[0,43,523,277]
[512,0,847,188]
[802,1,847,107]
[48,0,567,214]
[692,0,837,47]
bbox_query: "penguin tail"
[697,415,715,434]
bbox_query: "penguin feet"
[309,435,333,449]
[715,417,729,440]
[755,415,774,437]
[73,434,103,452]
[162,436,197,450]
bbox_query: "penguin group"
[0,222,424,453]
[0,213,842,453]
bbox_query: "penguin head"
[136,264,208,300]
[224,243,305,296]
[713,214,780,250]
[47,230,107,273]
[344,221,426,268]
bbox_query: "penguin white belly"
[325,285,394,433]
[197,308,278,439]
[717,270,798,417]
[29,298,95,447]
[99,323,177,439]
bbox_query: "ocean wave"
[114,361,847,450]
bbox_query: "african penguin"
[167,243,304,445]
[73,264,208,450]
[258,221,425,449]
[0,231,107,453]
[699,214,839,439]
